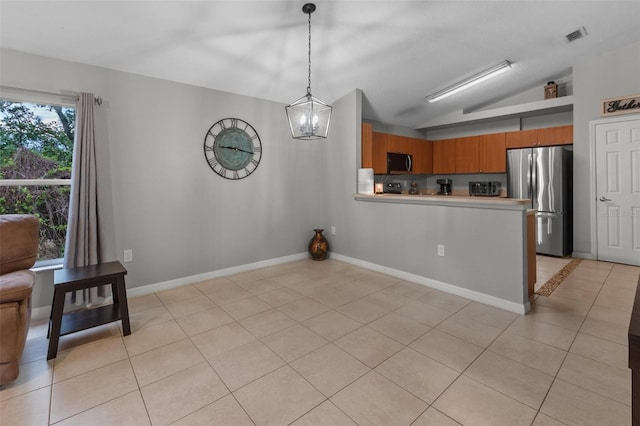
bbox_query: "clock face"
[203,118,262,180]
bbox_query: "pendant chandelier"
[285,3,332,140]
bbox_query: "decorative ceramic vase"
[308,229,329,261]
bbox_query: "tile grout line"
[531,261,617,424]
[8,259,635,425]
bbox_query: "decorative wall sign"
[601,94,640,117]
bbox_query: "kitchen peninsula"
[352,192,534,314]
[354,193,529,208]
[354,120,569,314]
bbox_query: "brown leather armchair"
[0,214,39,385]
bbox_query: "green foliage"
[0,100,75,260]
[0,100,74,168]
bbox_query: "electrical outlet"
[331,226,336,235]
[123,249,133,263]
[437,244,445,257]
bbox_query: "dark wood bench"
[628,274,640,425]
[47,261,131,360]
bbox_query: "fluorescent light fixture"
[426,60,513,103]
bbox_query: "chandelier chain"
[307,10,312,94]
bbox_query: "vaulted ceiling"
[1,1,639,129]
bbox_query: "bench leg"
[47,289,66,360]
[46,291,55,339]
[114,276,131,336]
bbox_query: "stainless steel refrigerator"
[507,146,573,256]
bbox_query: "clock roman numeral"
[229,118,238,128]
[207,157,218,168]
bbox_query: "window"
[0,100,75,264]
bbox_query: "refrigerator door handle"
[536,212,561,218]
[531,152,538,205]
[527,153,533,199]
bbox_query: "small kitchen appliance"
[383,182,402,194]
[387,152,412,174]
[469,181,501,196]
[357,168,374,194]
[437,178,452,195]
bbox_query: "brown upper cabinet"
[363,123,571,175]
[477,133,507,173]
[432,140,456,174]
[437,132,506,174]
[361,123,432,174]
[361,122,374,170]
[505,125,573,148]
[410,136,433,175]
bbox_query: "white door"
[594,115,640,266]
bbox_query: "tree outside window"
[0,100,75,261]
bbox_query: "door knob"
[599,196,612,202]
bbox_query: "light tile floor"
[1,258,638,425]
[535,255,574,293]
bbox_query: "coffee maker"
[437,178,452,195]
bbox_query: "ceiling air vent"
[566,27,587,42]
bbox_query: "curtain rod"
[0,85,103,105]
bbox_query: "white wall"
[572,40,640,256]
[1,48,326,308]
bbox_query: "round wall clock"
[203,118,262,180]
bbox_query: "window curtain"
[63,92,108,308]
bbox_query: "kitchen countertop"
[354,193,531,210]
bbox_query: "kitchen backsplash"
[374,173,508,196]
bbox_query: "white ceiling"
[1,1,639,129]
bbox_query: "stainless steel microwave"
[387,152,412,174]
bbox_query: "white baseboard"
[31,253,308,320]
[125,252,309,299]
[572,251,597,260]
[32,250,529,320]
[331,253,530,315]
[32,305,52,320]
